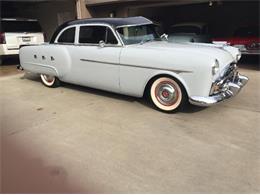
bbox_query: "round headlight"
[236,53,242,62]
[212,59,220,75]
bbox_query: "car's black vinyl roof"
[50,16,153,43]
[66,16,152,28]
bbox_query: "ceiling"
[0,0,66,1]
[85,0,216,6]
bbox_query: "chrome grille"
[220,63,237,81]
[210,63,238,95]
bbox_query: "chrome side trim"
[189,73,249,106]
[75,43,122,47]
[80,58,192,74]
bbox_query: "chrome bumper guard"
[189,73,248,106]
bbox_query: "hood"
[190,42,240,61]
[130,41,239,69]
[168,34,197,43]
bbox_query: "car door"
[66,25,122,93]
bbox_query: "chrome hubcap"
[43,75,54,83]
[156,83,178,106]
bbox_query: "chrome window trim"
[75,25,80,44]
[53,42,75,46]
[54,25,77,44]
[76,23,124,47]
[54,23,163,47]
[75,43,123,48]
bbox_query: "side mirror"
[160,33,168,41]
[99,40,105,48]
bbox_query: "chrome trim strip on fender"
[80,58,192,74]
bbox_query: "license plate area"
[22,37,31,42]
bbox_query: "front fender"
[142,70,192,97]
[141,67,214,98]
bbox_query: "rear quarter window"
[57,27,75,43]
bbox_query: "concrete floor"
[0,57,260,193]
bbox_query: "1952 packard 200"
[19,16,248,112]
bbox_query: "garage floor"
[1,57,259,193]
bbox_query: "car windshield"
[1,20,42,32]
[116,24,161,45]
[168,26,201,35]
[234,26,259,37]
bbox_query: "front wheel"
[40,74,60,88]
[149,77,187,112]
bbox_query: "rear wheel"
[40,74,60,88]
[149,77,187,112]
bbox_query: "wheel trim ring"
[150,77,183,111]
[44,75,54,83]
[155,81,179,106]
[41,74,55,86]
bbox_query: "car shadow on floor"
[22,72,206,114]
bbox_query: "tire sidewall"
[150,77,185,112]
[40,74,60,88]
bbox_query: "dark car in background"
[213,26,260,55]
[167,23,212,43]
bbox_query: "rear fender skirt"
[23,62,59,77]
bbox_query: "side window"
[106,28,118,44]
[79,25,118,45]
[57,27,75,43]
[79,26,106,44]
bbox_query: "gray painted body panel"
[19,40,240,98]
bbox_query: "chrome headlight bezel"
[212,59,220,76]
[236,53,242,62]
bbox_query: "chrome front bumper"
[189,73,249,106]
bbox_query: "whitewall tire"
[149,77,186,112]
[40,74,60,88]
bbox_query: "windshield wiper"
[140,38,153,45]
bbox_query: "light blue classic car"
[19,17,248,112]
